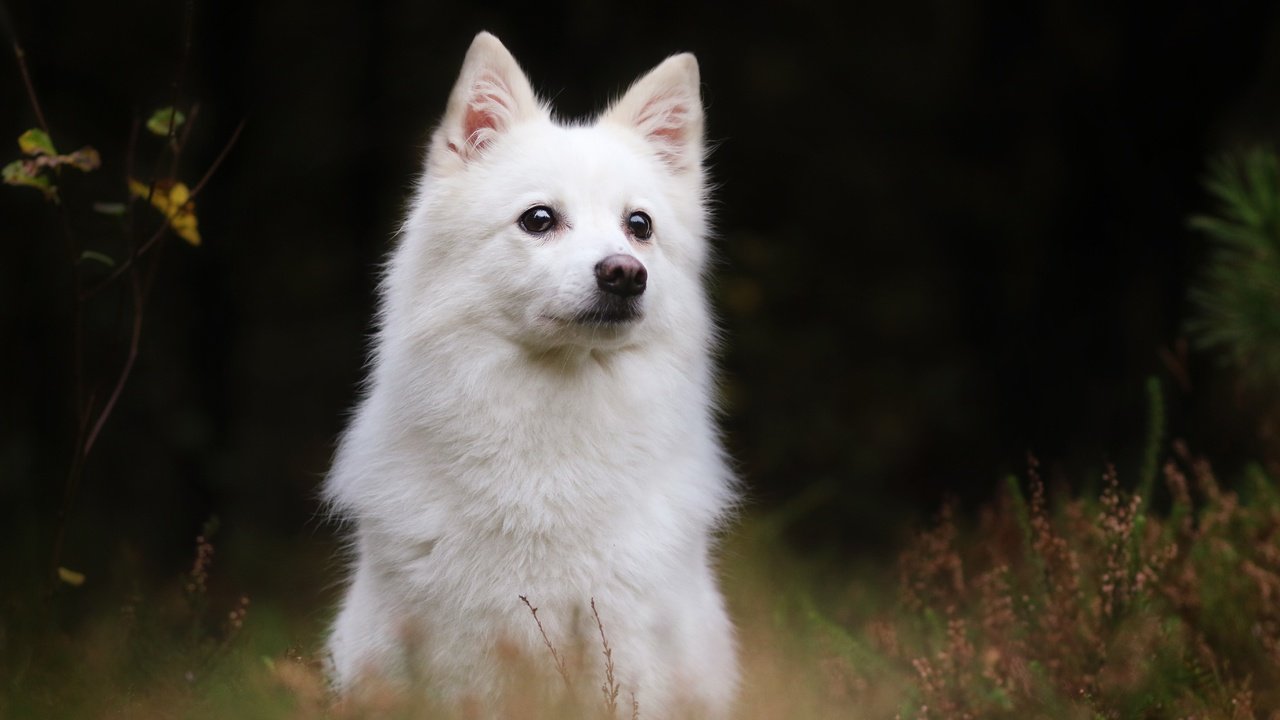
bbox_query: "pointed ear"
[603,53,704,173]
[433,32,542,169]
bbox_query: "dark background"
[4,0,1280,593]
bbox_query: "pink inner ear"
[464,101,500,150]
[650,116,686,144]
[455,73,516,158]
[637,95,688,143]
[634,93,692,167]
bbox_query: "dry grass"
[4,443,1280,718]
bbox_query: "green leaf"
[146,107,186,137]
[2,159,56,200]
[79,250,116,268]
[92,201,126,216]
[57,566,85,587]
[3,159,30,183]
[17,128,56,156]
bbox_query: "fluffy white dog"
[325,32,738,717]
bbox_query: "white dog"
[325,32,738,717]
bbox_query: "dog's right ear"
[430,32,542,174]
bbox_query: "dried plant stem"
[12,41,50,135]
[81,269,142,457]
[186,117,245,198]
[519,595,571,688]
[591,598,621,715]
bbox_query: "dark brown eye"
[627,211,653,240]
[519,206,557,235]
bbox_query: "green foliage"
[146,106,186,137]
[78,250,116,268]
[2,156,54,198]
[18,128,56,156]
[1188,147,1280,389]
[2,127,101,201]
[91,201,126,216]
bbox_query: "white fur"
[325,32,738,717]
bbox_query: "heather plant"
[882,450,1280,718]
[8,448,1280,718]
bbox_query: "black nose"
[595,254,647,297]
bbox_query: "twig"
[186,117,245,198]
[81,218,167,300]
[12,42,50,135]
[518,595,571,688]
[173,102,200,175]
[82,255,143,457]
[591,598,621,715]
[13,18,88,590]
[151,0,192,181]
[80,118,244,301]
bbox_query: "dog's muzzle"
[577,254,646,324]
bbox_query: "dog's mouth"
[573,295,643,326]
[545,296,643,328]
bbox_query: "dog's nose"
[595,254,647,297]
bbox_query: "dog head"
[391,33,710,354]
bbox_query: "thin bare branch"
[187,117,245,199]
[12,42,50,135]
[82,262,143,458]
[519,594,571,688]
[592,598,621,715]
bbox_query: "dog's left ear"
[603,53,704,174]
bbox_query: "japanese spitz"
[325,32,738,717]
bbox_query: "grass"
[4,441,1280,718]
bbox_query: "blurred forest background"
[4,0,1280,665]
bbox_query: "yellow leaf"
[129,178,202,246]
[57,567,86,586]
[64,147,101,172]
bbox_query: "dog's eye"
[519,206,557,235]
[627,211,653,241]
